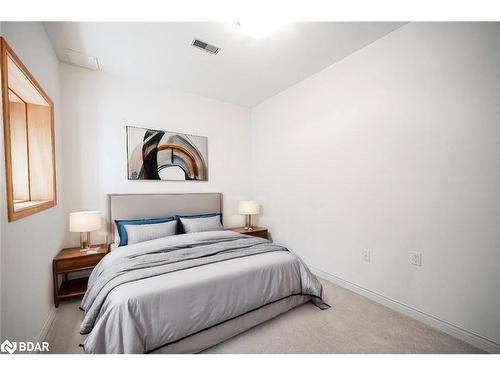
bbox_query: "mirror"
[1,37,57,221]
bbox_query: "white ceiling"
[44,22,405,107]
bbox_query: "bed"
[79,193,328,354]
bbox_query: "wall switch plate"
[363,249,371,263]
[410,251,422,266]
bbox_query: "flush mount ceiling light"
[235,21,284,38]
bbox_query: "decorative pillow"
[115,216,176,247]
[124,220,177,245]
[177,213,223,234]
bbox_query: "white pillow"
[124,220,177,245]
[179,215,223,233]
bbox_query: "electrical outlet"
[363,249,371,263]
[410,251,422,266]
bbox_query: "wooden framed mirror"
[1,37,57,221]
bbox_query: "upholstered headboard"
[108,193,222,246]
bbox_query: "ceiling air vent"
[65,49,100,71]
[191,39,220,55]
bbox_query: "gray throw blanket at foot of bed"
[80,231,328,351]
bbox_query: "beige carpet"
[45,278,483,354]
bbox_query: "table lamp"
[70,211,101,252]
[238,201,260,231]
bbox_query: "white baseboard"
[309,265,500,354]
[37,306,57,343]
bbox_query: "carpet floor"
[45,278,483,354]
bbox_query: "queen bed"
[79,193,328,354]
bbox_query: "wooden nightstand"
[52,244,109,307]
[228,227,268,239]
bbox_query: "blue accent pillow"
[115,216,176,247]
[176,213,221,234]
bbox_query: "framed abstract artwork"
[127,126,208,181]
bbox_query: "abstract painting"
[127,126,208,181]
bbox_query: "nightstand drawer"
[248,230,268,239]
[55,253,104,273]
[227,227,268,239]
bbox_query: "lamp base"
[244,215,254,231]
[80,232,91,252]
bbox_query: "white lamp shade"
[69,211,101,233]
[238,201,260,215]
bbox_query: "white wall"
[0,22,65,341]
[251,22,500,348]
[60,64,252,247]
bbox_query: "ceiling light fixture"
[236,21,284,38]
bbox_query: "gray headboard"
[108,193,222,245]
